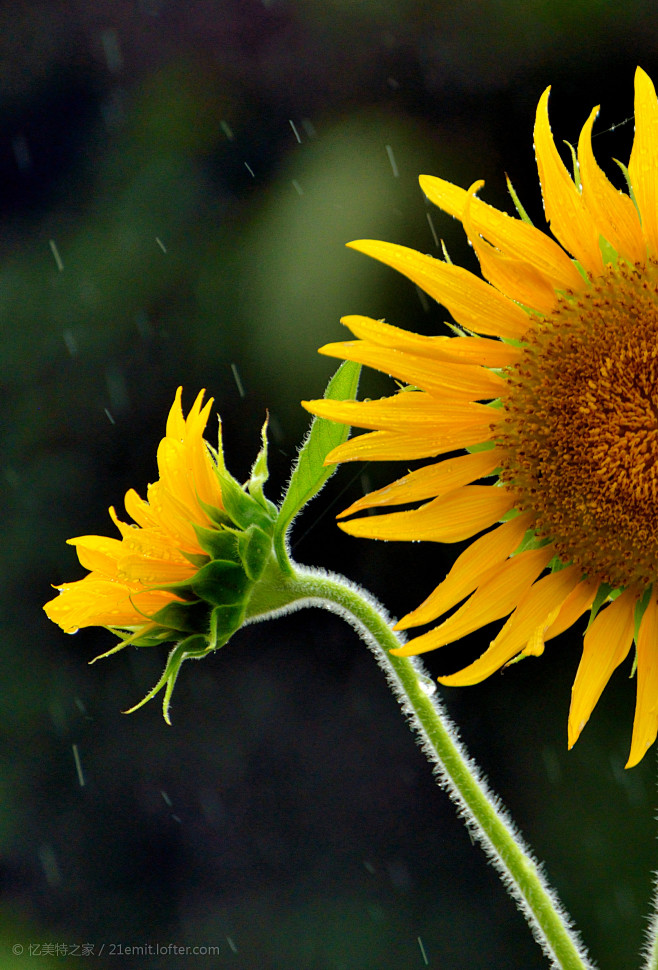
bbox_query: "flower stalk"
[266,561,595,970]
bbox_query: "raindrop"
[11,134,31,171]
[541,745,562,784]
[135,310,152,340]
[105,365,130,414]
[155,237,167,253]
[161,790,172,807]
[417,674,436,696]
[49,239,64,272]
[104,408,115,425]
[417,936,429,966]
[38,845,62,887]
[100,29,123,73]
[72,743,86,787]
[385,144,399,178]
[291,179,304,196]
[220,120,234,141]
[289,119,302,144]
[226,937,238,954]
[244,162,255,178]
[230,363,245,398]
[301,118,317,139]
[426,211,439,249]
[416,285,430,312]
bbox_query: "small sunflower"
[45,387,285,718]
[304,67,658,768]
[44,387,227,638]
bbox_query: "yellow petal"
[466,230,559,313]
[627,593,658,768]
[568,587,638,749]
[340,315,522,368]
[43,576,178,632]
[578,105,645,264]
[338,448,502,517]
[419,173,583,291]
[438,565,582,685]
[144,481,203,551]
[534,87,602,275]
[392,544,554,656]
[323,426,497,463]
[348,240,530,339]
[304,393,495,433]
[120,491,157,531]
[157,437,202,520]
[340,484,516,543]
[165,385,186,439]
[396,511,534,629]
[116,555,197,585]
[542,578,598,641]
[305,397,501,463]
[629,66,658,256]
[68,534,124,576]
[318,340,507,400]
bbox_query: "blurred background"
[4,1,658,967]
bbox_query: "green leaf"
[275,360,361,551]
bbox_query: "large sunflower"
[304,67,658,768]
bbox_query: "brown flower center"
[497,260,658,590]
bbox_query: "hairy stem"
[276,565,595,970]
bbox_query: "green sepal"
[238,524,273,581]
[275,360,361,552]
[181,550,211,569]
[599,236,618,266]
[634,586,653,645]
[193,523,241,563]
[506,175,534,225]
[563,140,581,189]
[124,634,212,725]
[614,158,639,211]
[148,599,209,634]
[547,556,572,574]
[215,465,276,532]
[587,582,615,629]
[196,493,234,529]
[209,602,247,648]
[191,559,252,606]
[247,417,278,518]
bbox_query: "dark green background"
[4,1,658,967]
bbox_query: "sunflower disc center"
[498,261,658,590]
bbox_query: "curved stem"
[642,875,658,970]
[278,565,596,970]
